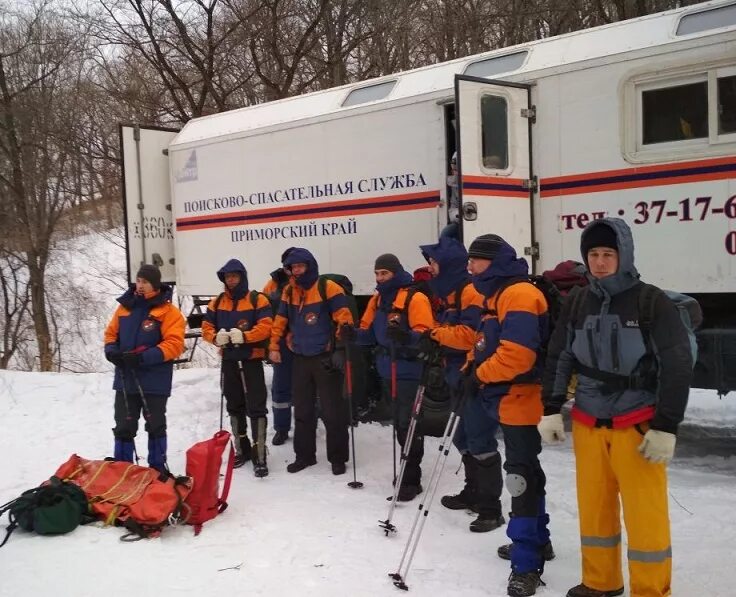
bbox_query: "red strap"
[218,442,235,512]
[571,406,597,426]
[571,405,655,429]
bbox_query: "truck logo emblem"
[175,150,198,183]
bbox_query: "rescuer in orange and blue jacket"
[269,247,353,475]
[419,236,505,533]
[104,264,185,474]
[465,234,551,597]
[346,253,434,501]
[202,258,273,475]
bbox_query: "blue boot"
[114,439,135,463]
[147,435,168,474]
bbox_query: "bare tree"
[0,253,31,369]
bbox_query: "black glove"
[416,331,439,360]
[105,349,123,367]
[322,350,345,372]
[340,324,356,343]
[122,351,143,369]
[387,325,411,345]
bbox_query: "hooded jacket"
[202,259,273,360]
[269,248,353,356]
[542,218,692,433]
[420,237,484,387]
[357,268,434,381]
[470,239,549,426]
[104,284,186,396]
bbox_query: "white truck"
[120,0,736,393]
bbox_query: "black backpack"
[286,273,359,321]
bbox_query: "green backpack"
[0,476,91,548]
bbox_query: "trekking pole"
[219,365,225,431]
[344,338,364,489]
[379,346,437,534]
[389,340,398,485]
[388,377,470,591]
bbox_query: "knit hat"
[468,234,505,260]
[581,224,618,256]
[136,264,161,290]
[374,253,402,274]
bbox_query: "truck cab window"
[718,75,736,135]
[642,81,708,144]
[480,95,509,169]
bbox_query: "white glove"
[215,328,230,347]
[229,327,244,345]
[538,414,566,444]
[638,429,676,464]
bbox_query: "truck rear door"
[455,75,536,270]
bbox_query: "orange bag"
[54,454,192,540]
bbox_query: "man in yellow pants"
[539,218,694,597]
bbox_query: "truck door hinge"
[522,176,538,192]
[524,243,540,258]
[521,106,536,123]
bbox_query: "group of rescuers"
[103,216,693,597]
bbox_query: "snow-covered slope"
[0,368,734,597]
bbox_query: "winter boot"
[441,453,477,510]
[230,415,251,468]
[272,430,289,446]
[507,571,544,597]
[147,435,168,475]
[397,483,423,502]
[114,439,135,463]
[469,453,505,533]
[251,416,269,478]
[566,585,624,597]
[498,541,556,562]
[287,457,317,473]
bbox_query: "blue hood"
[217,258,249,300]
[471,240,529,298]
[117,284,173,310]
[283,247,319,289]
[420,236,469,299]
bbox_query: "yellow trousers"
[572,422,672,597]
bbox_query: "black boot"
[441,453,477,510]
[251,416,268,478]
[469,453,504,533]
[272,430,289,446]
[498,541,556,562]
[507,571,544,597]
[230,415,251,468]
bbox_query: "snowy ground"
[0,367,735,597]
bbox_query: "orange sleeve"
[325,280,354,327]
[475,285,546,385]
[262,279,276,295]
[269,288,290,352]
[430,285,482,350]
[201,296,219,345]
[104,306,124,345]
[244,293,273,344]
[407,292,435,333]
[157,304,187,361]
[359,295,378,330]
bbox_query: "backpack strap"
[637,283,661,352]
[568,285,590,329]
[218,442,235,513]
[453,279,470,311]
[211,292,226,329]
[484,277,528,318]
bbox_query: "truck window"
[676,3,736,36]
[464,51,528,78]
[342,80,396,107]
[718,75,736,135]
[642,81,708,144]
[480,95,509,169]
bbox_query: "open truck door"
[455,75,537,271]
[119,125,178,285]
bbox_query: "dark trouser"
[271,345,293,432]
[502,423,549,574]
[383,378,424,487]
[292,353,349,464]
[113,391,167,439]
[222,358,268,435]
[113,391,168,470]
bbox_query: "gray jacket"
[542,218,692,434]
